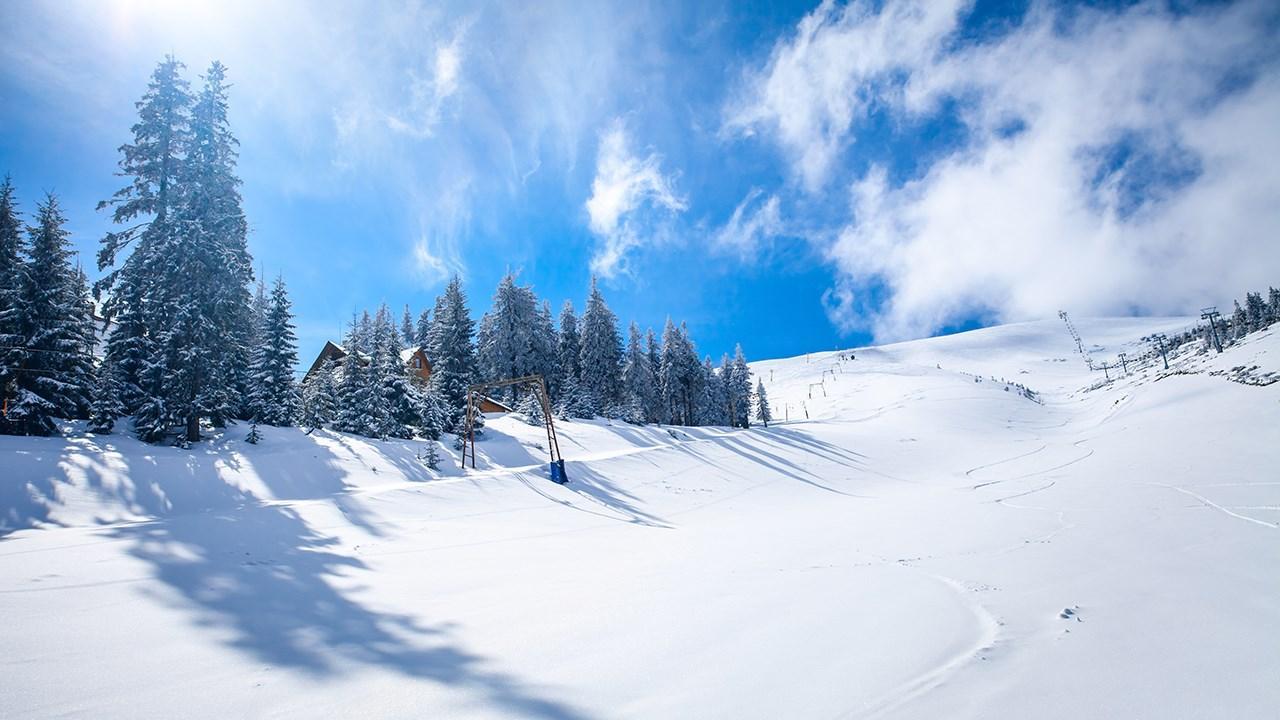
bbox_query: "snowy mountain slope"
[1,317,1277,719]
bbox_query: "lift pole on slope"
[1058,310,1095,370]
[1152,333,1170,370]
[1201,307,1224,353]
[1118,352,1128,375]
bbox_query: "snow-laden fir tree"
[96,56,192,423]
[516,391,546,427]
[300,358,338,430]
[724,344,752,428]
[426,276,477,430]
[8,194,96,435]
[660,319,700,425]
[333,323,376,436]
[96,58,256,442]
[621,322,654,424]
[248,276,300,426]
[556,300,582,396]
[415,308,431,351]
[478,273,549,404]
[89,357,127,434]
[1245,291,1267,332]
[0,177,27,430]
[1232,300,1248,340]
[697,356,727,426]
[401,305,415,350]
[578,278,622,414]
[645,327,662,423]
[175,61,254,430]
[755,378,772,428]
[532,301,558,390]
[1269,287,1280,326]
[370,304,417,439]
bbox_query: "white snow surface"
[2,317,1278,719]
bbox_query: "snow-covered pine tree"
[8,194,95,435]
[370,304,417,439]
[578,278,622,414]
[249,275,300,426]
[415,308,431,351]
[1245,291,1266,332]
[164,61,255,439]
[729,344,752,428]
[645,327,662,423]
[516,391,546,427]
[401,305,415,350]
[696,356,727,426]
[755,378,772,428]
[556,300,582,398]
[659,319,690,425]
[334,323,374,436]
[532,301,558,391]
[621,322,653,424]
[301,358,338,430]
[478,273,541,403]
[1232,300,1248,340]
[89,357,127,433]
[426,276,477,429]
[1269,287,1280,326]
[0,177,27,431]
[96,56,192,425]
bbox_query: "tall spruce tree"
[621,322,654,424]
[426,276,477,429]
[0,177,26,428]
[401,305,415,350]
[644,327,661,423]
[300,358,338,430]
[415,308,431,351]
[9,195,95,435]
[697,356,727,426]
[556,300,582,396]
[478,273,541,402]
[728,344,752,428]
[578,278,622,413]
[97,56,192,430]
[164,61,254,439]
[755,378,772,427]
[249,276,300,426]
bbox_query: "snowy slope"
[1,317,1277,719]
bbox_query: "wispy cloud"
[585,119,687,278]
[712,188,782,260]
[733,0,1280,341]
[725,0,966,191]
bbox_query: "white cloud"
[713,188,783,259]
[726,0,967,191]
[386,24,468,137]
[735,0,1280,341]
[585,119,687,277]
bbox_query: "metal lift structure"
[461,374,566,483]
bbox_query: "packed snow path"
[2,318,1277,719]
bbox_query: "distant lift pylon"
[462,374,566,483]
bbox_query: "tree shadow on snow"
[558,463,672,529]
[108,499,589,719]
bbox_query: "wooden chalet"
[304,341,511,414]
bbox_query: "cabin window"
[413,357,422,369]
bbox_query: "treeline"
[0,55,768,445]
[302,273,767,443]
[1159,286,1280,353]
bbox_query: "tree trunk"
[186,413,200,442]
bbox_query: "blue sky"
[2,0,1278,366]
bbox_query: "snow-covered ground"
[2,317,1277,719]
